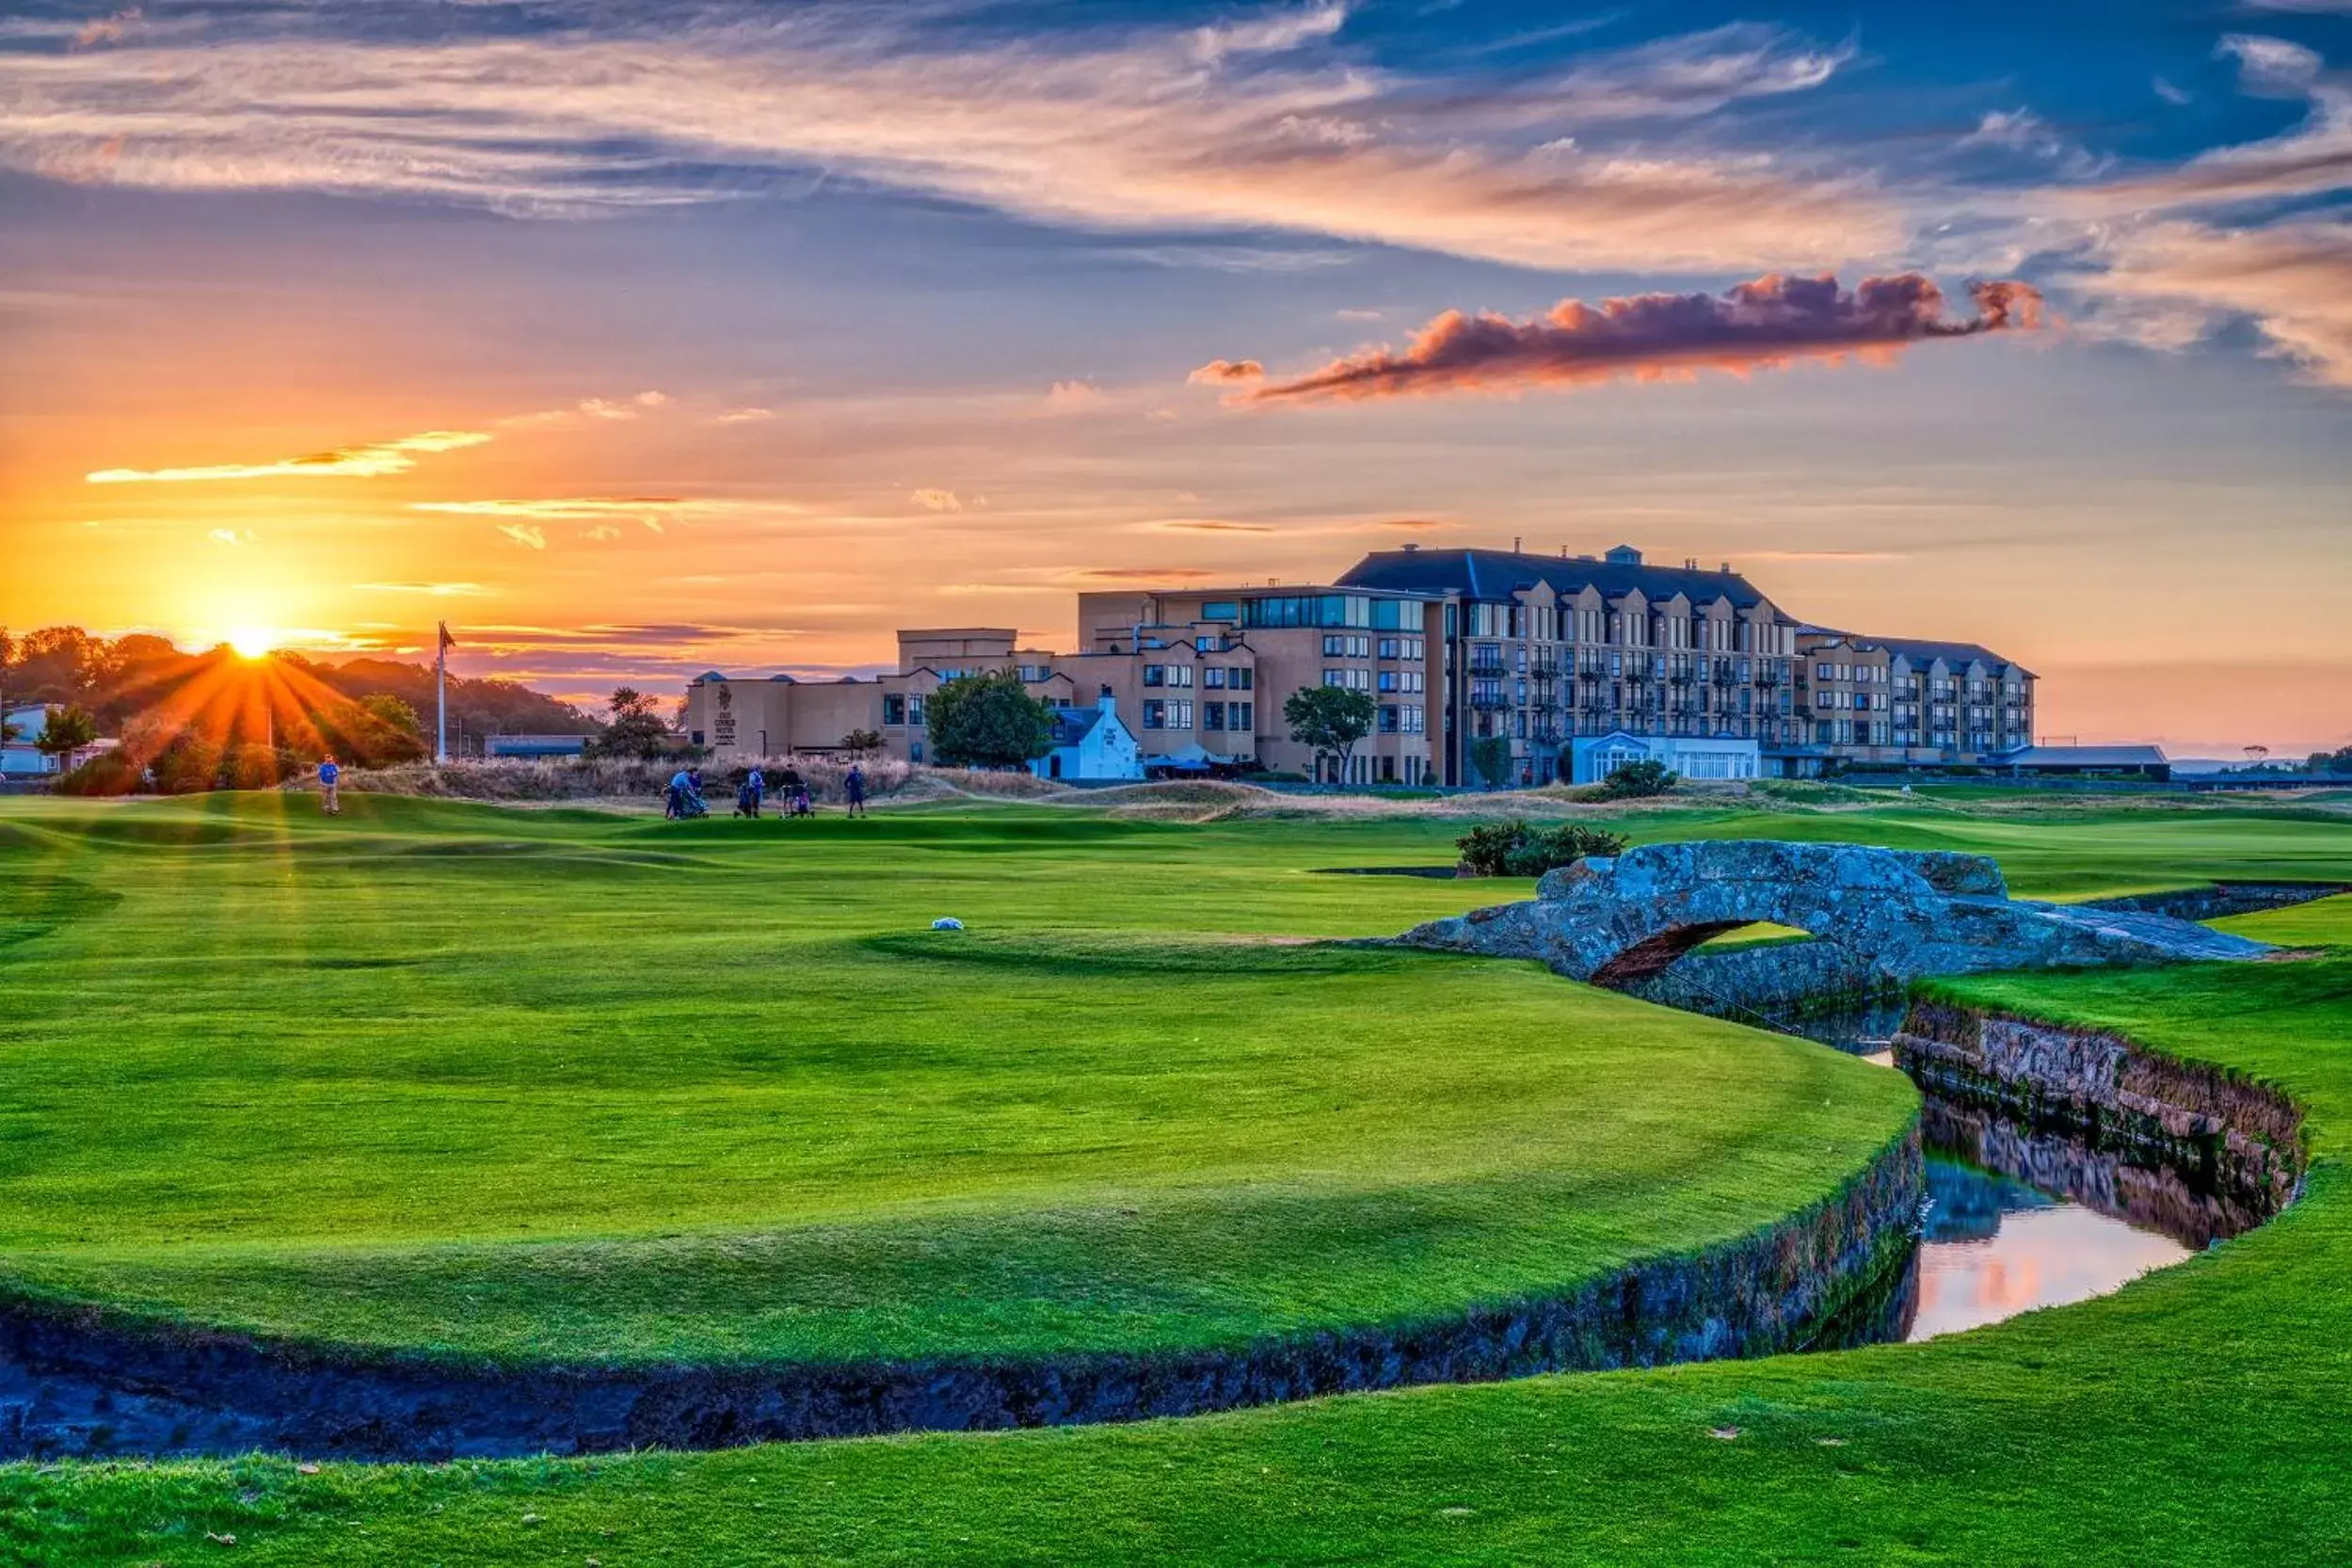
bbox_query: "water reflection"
[1784,1000,2228,1342]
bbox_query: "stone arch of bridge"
[1587,918,1826,989]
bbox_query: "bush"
[53,751,141,795]
[1456,819,1627,877]
[1592,757,1677,800]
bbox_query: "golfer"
[845,762,868,819]
[318,755,342,815]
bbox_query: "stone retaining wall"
[1894,1000,2305,1219]
[2079,882,2351,922]
[0,1129,1924,1462]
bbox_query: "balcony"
[1466,658,1508,679]
[1469,691,1512,712]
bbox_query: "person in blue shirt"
[317,755,342,816]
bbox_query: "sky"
[2,0,2348,755]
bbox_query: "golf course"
[3,784,2350,1563]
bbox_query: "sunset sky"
[4,0,2347,754]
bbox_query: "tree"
[1592,756,1677,800]
[1283,685,1375,783]
[1467,735,1514,791]
[926,670,1055,769]
[33,704,97,763]
[590,686,672,760]
[359,694,424,737]
[840,728,883,760]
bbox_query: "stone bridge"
[1395,840,2274,990]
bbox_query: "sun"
[226,627,278,660]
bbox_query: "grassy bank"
[0,792,1911,1367]
[4,792,2352,1563]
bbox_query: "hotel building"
[682,543,2037,784]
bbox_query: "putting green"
[0,792,1913,1367]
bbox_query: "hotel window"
[1400,706,1424,734]
[1378,637,1399,660]
[1203,702,1225,731]
[1204,601,1240,623]
[1167,700,1193,729]
[1143,701,1166,729]
[907,696,925,727]
[1230,701,1254,731]
[882,695,906,727]
[1204,666,1226,689]
[1379,671,1400,694]
[1323,668,1370,691]
[1016,664,1051,682]
[1167,664,1194,688]
[1379,705,1400,734]
[1144,665,1166,687]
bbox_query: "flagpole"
[436,621,450,763]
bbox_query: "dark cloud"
[1241,274,2046,404]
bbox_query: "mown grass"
[0,792,1913,1367]
[6,792,2352,1564]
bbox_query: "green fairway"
[7,787,2352,1565]
[0,792,1914,1366]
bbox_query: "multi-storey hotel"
[682,543,2037,784]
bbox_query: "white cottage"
[1032,690,1143,782]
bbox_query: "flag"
[438,621,456,653]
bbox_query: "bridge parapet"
[1401,840,2270,990]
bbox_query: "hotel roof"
[1336,546,1777,610]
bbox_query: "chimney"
[1098,683,1116,715]
[1720,562,1733,573]
[1512,536,1523,553]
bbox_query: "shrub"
[1592,757,1677,800]
[53,750,140,795]
[1456,819,1627,877]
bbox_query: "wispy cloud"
[88,429,488,484]
[410,496,768,524]
[205,527,251,546]
[497,523,548,550]
[356,581,491,597]
[1189,360,1266,386]
[1228,273,2044,404]
[910,488,964,512]
[716,406,776,424]
[0,4,1895,271]
[2064,36,2350,214]
[2092,220,2352,385]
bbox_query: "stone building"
[680,543,2040,783]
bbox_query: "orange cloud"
[88,428,490,484]
[1189,359,1266,385]
[1242,274,2045,404]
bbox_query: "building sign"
[712,683,737,748]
